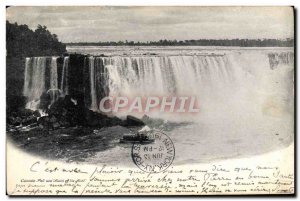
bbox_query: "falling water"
[60,56,69,95]
[88,56,109,111]
[23,51,294,119]
[48,57,60,104]
[23,57,60,110]
[89,56,97,111]
[24,57,47,110]
[101,55,233,97]
[50,57,58,90]
[23,57,32,97]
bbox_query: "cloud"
[6,6,294,42]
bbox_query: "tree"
[6,21,66,57]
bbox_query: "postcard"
[6,6,294,195]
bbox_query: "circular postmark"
[131,130,175,173]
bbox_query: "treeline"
[6,21,66,57]
[67,38,294,47]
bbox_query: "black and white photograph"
[5,5,294,196]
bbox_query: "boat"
[119,133,155,144]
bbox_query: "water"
[89,56,97,110]
[24,56,70,110]
[49,57,60,104]
[23,57,47,109]
[60,56,69,95]
[22,46,294,164]
[67,45,293,56]
[102,55,231,96]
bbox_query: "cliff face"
[68,54,86,99]
[7,57,26,114]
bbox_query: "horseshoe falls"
[23,48,294,122]
[22,46,294,162]
[102,55,234,97]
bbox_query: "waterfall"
[60,56,69,95]
[24,57,47,110]
[88,56,109,111]
[23,57,32,97]
[97,55,235,118]
[23,56,60,110]
[48,57,60,104]
[101,55,232,97]
[31,57,47,100]
[50,57,58,90]
[22,51,294,118]
[268,52,294,70]
[89,56,97,111]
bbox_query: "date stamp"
[131,130,175,173]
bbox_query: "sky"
[6,6,294,43]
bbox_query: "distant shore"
[65,38,294,47]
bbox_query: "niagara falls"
[15,45,294,164]
[5,6,295,196]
